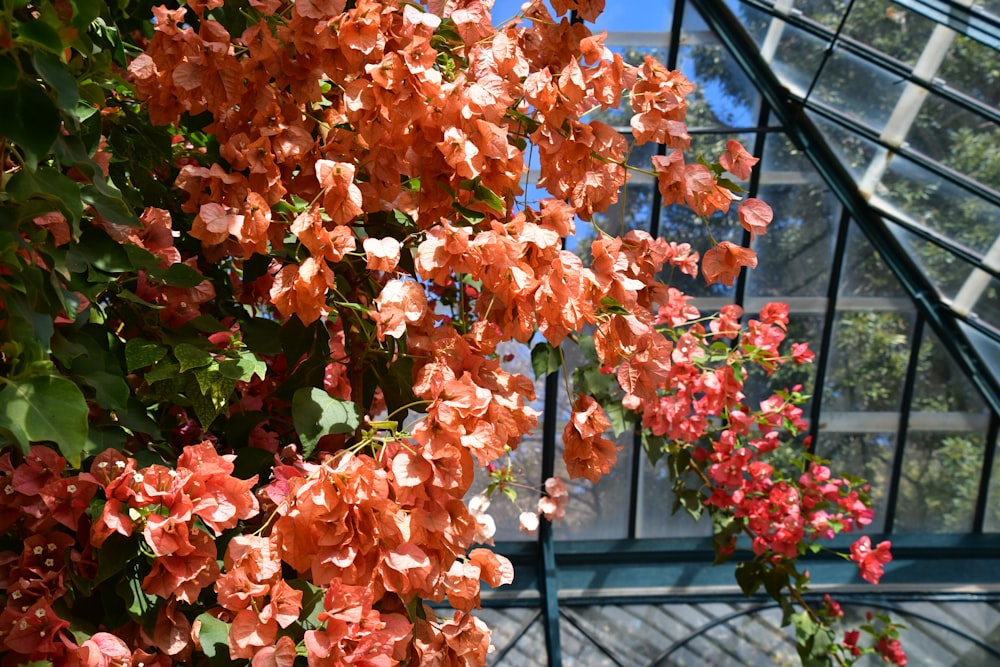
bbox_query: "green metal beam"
[689,0,1000,417]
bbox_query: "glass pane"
[985,432,1000,533]
[809,111,880,177]
[678,43,761,128]
[637,456,713,538]
[969,274,1000,331]
[912,328,988,414]
[795,0,852,30]
[842,0,938,66]
[878,158,1000,257]
[895,431,985,533]
[767,23,830,98]
[909,98,1000,193]
[824,310,915,412]
[745,183,840,297]
[886,222,976,300]
[838,219,910,299]
[938,32,1000,108]
[812,49,904,133]
[815,433,895,532]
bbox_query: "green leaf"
[125,339,167,372]
[453,203,485,225]
[195,613,230,659]
[599,296,630,315]
[473,183,506,213]
[80,185,138,228]
[187,374,236,428]
[7,166,84,231]
[70,0,101,30]
[242,317,283,356]
[0,54,18,89]
[0,81,61,169]
[0,375,88,466]
[218,351,267,382]
[641,432,666,466]
[144,359,179,384]
[85,426,127,454]
[734,561,763,597]
[292,388,360,458]
[16,19,64,52]
[174,343,214,373]
[147,262,209,288]
[94,533,141,586]
[32,50,79,113]
[81,371,130,411]
[604,401,633,437]
[531,341,561,379]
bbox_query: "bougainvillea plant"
[0,0,904,664]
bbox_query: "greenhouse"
[0,0,997,665]
[476,0,1000,665]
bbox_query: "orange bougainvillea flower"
[738,198,773,239]
[563,394,620,483]
[316,160,364,225]
[702,241,758,286]
[363,237,401,273]
[719,139,759,181]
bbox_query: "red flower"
[850,536,892,584]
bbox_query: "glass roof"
[478,0,1000,663]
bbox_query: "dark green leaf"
[531,341,561,379]
[292,388,360,458]
[8,166,85,231]
[734,561,763,597]
[70,0,101,30]
[187,374,236,428]
[85,426,127,455]
[641,432,666,466]
[81,371,130,410]
[125,339,167,372]
[218,351,266,382]
[147,262,208,288]
[32,50,79,113]
[16,19,64,52]
[80,185,139,228]
[174,343,214,373]
[3,81,61,169]
[242,317,282,356]
[94,533,142,586]
[0,54,18,89]
[0,374,88,466]
[144,359,179,384]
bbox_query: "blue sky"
[489,0,674,31]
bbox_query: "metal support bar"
[883,315,925,533]
[809,206,853,453]
[690,0,1000,417]
[973,411,999,532]
[539,369,562,666]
